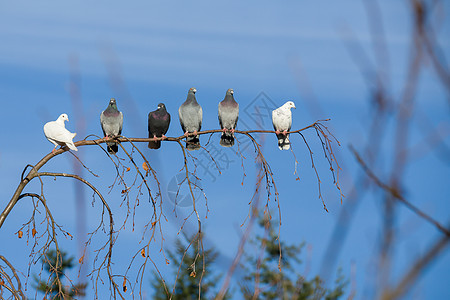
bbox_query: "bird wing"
[178,105,186,133]
[234,103,239,129]
[100,112,107,136]
[272,109,279,131]
[118,111,123,135]
[47,123,74,143]
[198,105,203,130]
[218,102,224,129]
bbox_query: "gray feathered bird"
[148,103,171,149]
[218,88,239,147]
[272,101,296,150]
[100,98,123,154]
[179,87,203,151]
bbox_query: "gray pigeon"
[179,87,203,151]
[148,103,171,149]
[100,98,123,154]
[272,101,296,150]
[218,88,239,147]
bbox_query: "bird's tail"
[148,140,161,149]
[220,132,234,147]
[107,142,119,154]
[186,136,201,151]
[277,134,290,150]
[67,141,78,151]
[67,132,78,151]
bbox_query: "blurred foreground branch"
[350,145,449,237]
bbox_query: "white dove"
[43,113,78,152]
[272,101,296,150]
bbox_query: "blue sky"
[1,1,449,299]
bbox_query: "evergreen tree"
[151,219,347,299]
[239,216,347,299]
[34,250,87,299]
[151,233,229,299]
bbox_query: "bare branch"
[0,119,340,299]
[350,145,450,237]
[381,228,450,300]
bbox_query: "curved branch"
[0,120,329,230]
[350,145,450,237]
[35,172,123,299]
[0,119,337,300]
[0,254,25,300]
[382,226,450,300]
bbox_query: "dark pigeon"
[178,87,203,151]
[148,103,171,149]
[100,98,123,154]
[218,88,239,147]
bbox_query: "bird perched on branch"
[218,88,239,147]
[272,101,296,150]
[43,113,78,153]
[148,103,171,149]
[100,98,123,154]
[179,87,203,150]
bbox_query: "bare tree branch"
[381,227,450,300]
[0,119,341,299]
[350,145,450,237]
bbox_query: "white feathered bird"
[43,114,78,152]
[272,101,296,150]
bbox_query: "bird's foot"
[222,128,228,133]
[153,135,158,141]
[161,135,167,140]
[230,128,235,133]
[193,130,198,136]
[282,130,288,136]
[275,130,280,135]
[184,131,189,137]
[51,148,56,154]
